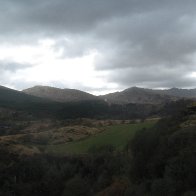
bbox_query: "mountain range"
[22,85,196,104]
[0,84,195,120]
[1,85,196,107]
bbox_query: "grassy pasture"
[45,121,155,154]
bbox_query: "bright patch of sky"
[0,39,120,95]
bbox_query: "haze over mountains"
[22,85,196,105]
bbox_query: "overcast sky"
[0,0,196,95]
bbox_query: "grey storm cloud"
[0,0,166,34]
[108,65,196,89]
[0,0,196,90]
[53,36,98,58]
[0,61,33,88]
[0,61,31,73]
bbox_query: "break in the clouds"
[0,0,196,94]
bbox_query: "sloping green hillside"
[45,121,155,154]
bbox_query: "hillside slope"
[101,87,176,104]
[127,102,196,195]
[157,87,196,98]
[101,87,196,104]
[0,85,51,106]
[0,85,61,118]
[22,86,196,105]
[23,86,99,102]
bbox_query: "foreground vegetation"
[0,100,195,195]
[1,103,196,195]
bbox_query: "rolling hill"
[101,87,196,104]
[22,85,196,105]
[100,87,176,104]
[0,85,109,119]
[0,85,162,120]
[0,85,62,118]
[1,85,195,120]
[157,87,196,98]
[23,86,100,103]
[0,85,51,107]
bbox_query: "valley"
[0,85,194,156]
[0,85,196,196]
[44,120,155,154]
[0,114,156,155]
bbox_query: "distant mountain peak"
[1,84,196,106]
[23,86,99,103]
[100,86,196,104]
[101,86,174,105]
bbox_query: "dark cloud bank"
[1,0,196,90]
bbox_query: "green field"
[44,121,155,154]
